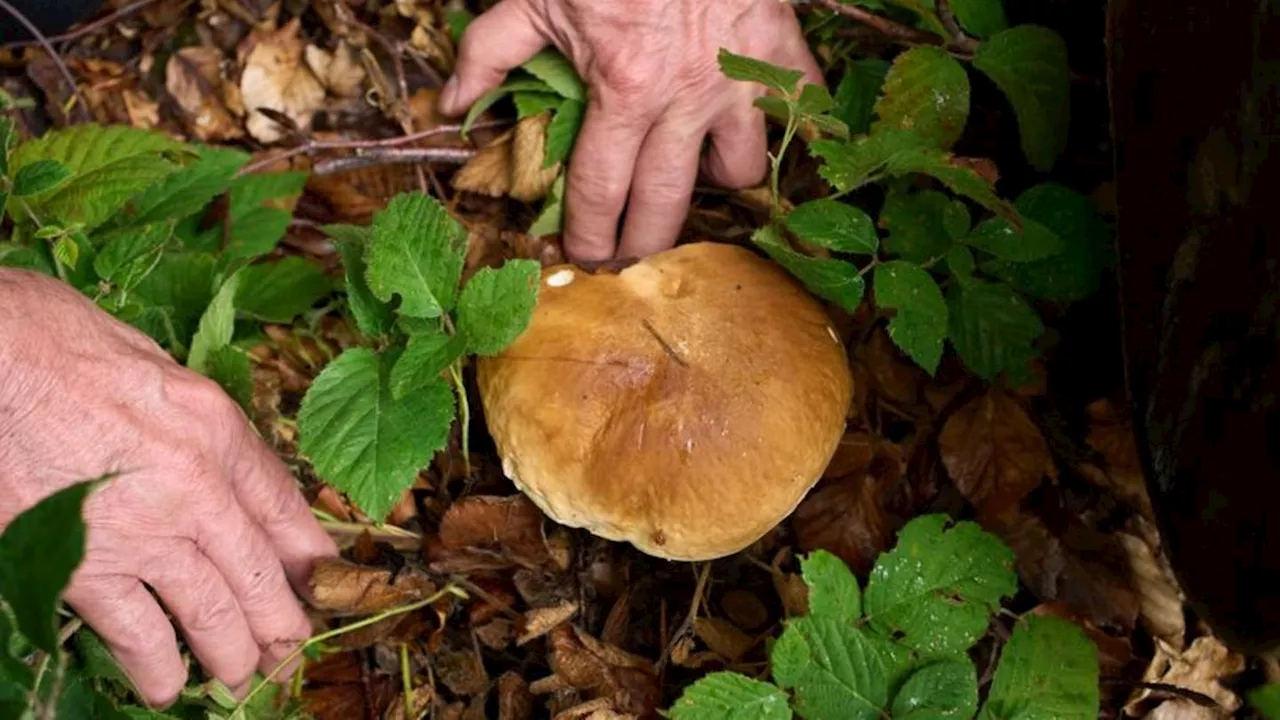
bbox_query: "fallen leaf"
[791,472,894,576]
[855,328,926,409]
[939,389,1056,517]
[720,589,769,631]
[240,17,327,143]
[123,89,161,129]
[547,625,661,718]
[427,495,551,571]
[518,601,580,645]
[381,686,433,720]
[307,161,417,225]
[476,618,515,649]
[166,46,246,141]
[453,114,560,203]
[305,40,367,98]
[1126,636,1245,718]
[435,645,490,696]
[308,556,437,616]
[692,616,755,662]
[1082,398,1156,519]
[769,550,809,617]
[1118,516,1186,650]
[499,671,535,720]
[822,431,880,479]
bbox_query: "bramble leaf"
[771,617,888,720]
[873,47,970,149]
[545,98,585,168]
[458,260,541,356]
[1250,684,1280,719]
[125,146,249,226]
[753,226,865,311]
[978,615,1099,720]
[326,223,397,339]
[972,26,1071,172]
[235,256,332,323]
[949,0,1008,38]
[834,58,891,136]
[800,549,862,624]
[93,221,173,292]
[946,278,1043,383]
[463,77,555,136]
[880,187,970,264]
[297,348,455,521]
[891,660,979,720]
[514,91,563,119]
[187,270,241,374]
[667,672,793,720]
[718,48,805,96]
[811,130,935,192]
[390,330,465,400]
[864,514,1018,656]
[529,174,566,239]
[874,261,948,375]
[207,345,254,413]
[365,192,467,319]
[785,199,877,255]
[522,50,586,101]
[12,159,72,197]
[963,216,1062,262]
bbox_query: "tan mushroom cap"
[476,241,854,561]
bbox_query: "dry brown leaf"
[307,162,416,224]
[939,389,1056,517]
[305,40,366,98]
[427,494,552,571]
[454,114,559,202]
[692,617,755,662]
[1126,636,1245,718]
[1082,398,1156,519]
[792,473,894,576]
[166,46,245,141]
[1119,517,1186,650]
[476,618,515,649]
[770,552,809,617]
[720,589,769,631]
[240,17,327,143]
[499,671,535,720]
[308,556,437,616]
[547,625,661,718]
[518,601,581,645]
[822,431,881,479]
[435,645,490,696]
[123,90,161,129]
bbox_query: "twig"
[237,120,505,176]
[311,147,476,176]
[0,0,163,50]
[656,562,712,674]
[936,0,979,52]
[805,0,977,54]
[0,0,91,123]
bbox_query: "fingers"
[195,498,314,677]
[562,99,650,262]
[617,119,704,258]
[144,544,259,693]
[775,8,826,90]
[439,0,548,115]
[702,102,768,189]
[65,579,187,708]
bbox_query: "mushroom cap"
[476,241,854,561]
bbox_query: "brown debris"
[1125,636,1246,718]
[453,114,560,202]
[308,556,437,616]
[427,494,553,571]
[239,17,327,143]
[166,46,246,141]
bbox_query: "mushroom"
[476,241,854,561]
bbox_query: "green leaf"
[947,245,975,280]
[834,59,891,136]
[1250,684,1280,719]
[9,125,185,229]
[206,345,254,413]
[458,260,541,356]
[873,47,970,149]
[963,216,1062,262]
[785,199,877,255]
[971,26,1070,172]
[297,348,456,521]
[462,77,554,136]
[126,145,249,226]
[74,627,131,686]
[810,130,935,193]
[529,174,566,238]
[880,187,970,263]
[771,617,888,720]
[227,171,308,218]
[234,257,332,323]
[0,480,102,653]
[800,550,862,624]
[667,672,792,720]
[0,116,14,177]
[187,270,242,373]
[365,192,467,319]
[326,223,396,339]
[982,183,1109,302]
[53,235,80,269]
[887,153,1013,217]
[0,240,54,275]
[133,251,217,341]
[864,514,1018,656]
[978,615,1099,720]
[391,331,466,400]
[946,279,1043,383]
[755,96,793,125]
[545,98,585,167]
[12,160,72,197]
[949,0,1008,38]
[718,48,805,96]
[891,660,979,720]
[210,206,293,261]
[873,261,948,374]
[0,604,34,719]
[521,50,586,101]
[514,91,563,119]
[752,226,865,312]
[93,222,173,291]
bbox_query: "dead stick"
[1,0,163,50]
[805,0,974,53]
[0,0,91,122]
[238,120,507,175]
[311,147,476,176]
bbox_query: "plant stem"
[770,105,801,219]
[399,643,413,720]
[449,362,473,478]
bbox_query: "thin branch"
[0,0,163,50]
[311,147,476,176]
[0,0,91,122]
[805,0,977,54]
[936,0,979,52]
[237,120,506,176]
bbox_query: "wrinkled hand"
[0,269,337,708]
[439,0,823,262]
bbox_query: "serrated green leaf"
[972,26,1070,172]
[390,331,465,400]
[866,631,919,698]
[93,222,173,291]
[950,0,1007,38]
[206,345,254,413]
[125,145,249,226]
[888,153,1013,218]
[234,256,332,323]
[297,348,456,521]
[880,187,970,263]
[771,617,888,720]
[458,259,541,356]
[366,192,467,319]
[0,609,33,716]
[785,199,877,255]
[74,627,131,686]
[0,479,102,653]
[514,91,563,119]
[753,226,865,312]
[718,48,805,96]
[801,550,862,624]
[891,660,978,720]
[864,514,1018,656]
[529,174,565,238]
[0,241,53,275]
[462,77,555,136]
[946,279,1043,383]
[810,130,935,193]
[227,171,308,218]
[187,270,241,373]
[1250,684,1280,719]
[667,672,792,720]
[755,95,793,125]
[982,183,1109,302]
[202,205,292,262]
[0,116,14,177]
[327,224,396,339]
[12,159,72,197]
[522,50,586,101]
[52,235,79,269]
[885,0,948,34]
[873,47,970,149]
[9,125,185,229]
[947,245,975,280]
[834,59,891,136]
[545,98,585,168]
[874,261,948,374]
[133,251,217,343]
[977,615,1099,720]
[798,83,837,116]
[963,216,1062,262]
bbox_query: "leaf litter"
[0,0,1266,718]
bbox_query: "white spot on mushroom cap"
[546,269,575,287]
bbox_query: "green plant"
[664,515,1101,720]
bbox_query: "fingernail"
[439,76,461,113]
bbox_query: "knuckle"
[184,588,242,635]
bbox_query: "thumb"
[440,0,549,116]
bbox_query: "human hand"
[439,0,824,263]
[0,269,338,708]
